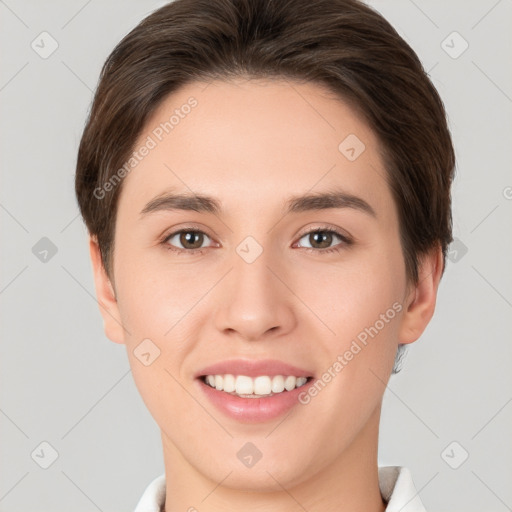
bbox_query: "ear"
[88,235,126,344]
[398,245,444,345]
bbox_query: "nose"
[213,245,296,341]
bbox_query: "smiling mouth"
[199,374,314,398]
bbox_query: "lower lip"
[196,377,315,423]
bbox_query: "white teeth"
[284,375,296,391]
[202,374,310,396]
[235,375,253,395]
[271,375,285,393]
[296,377,307,387]
[254,376,272,395]
[222,374,236,393]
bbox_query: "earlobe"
[88,235,126,344]
[398,246,444,345]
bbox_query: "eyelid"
[294,223,352,243]
[161,222,213,240]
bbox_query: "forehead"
[119,78,393,220]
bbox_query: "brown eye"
[296,228,351,254]
[165,230,210,251]
[180,231,204,249]
[308,231,334,249]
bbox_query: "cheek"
[114,249,205,340]
[295,250,405,338]
[293,247,406,407]
[115,263,199,425]
[295,260,404,438]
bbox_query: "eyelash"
[160,225,352,256]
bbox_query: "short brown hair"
[75,0,455,367]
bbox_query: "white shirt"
[134,466,426,512]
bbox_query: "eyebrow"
[140,188,376,218]
[286,189,376,217]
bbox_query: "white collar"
[134,466,426,512]
[378,466,426,511]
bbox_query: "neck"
[161,404,386,512]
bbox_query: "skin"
[89,78,443,512]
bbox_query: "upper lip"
[195,359,315,378]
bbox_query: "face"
[90,78,440,492]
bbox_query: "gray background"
[1,0,511,510]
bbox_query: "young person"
[75,0,455,510]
